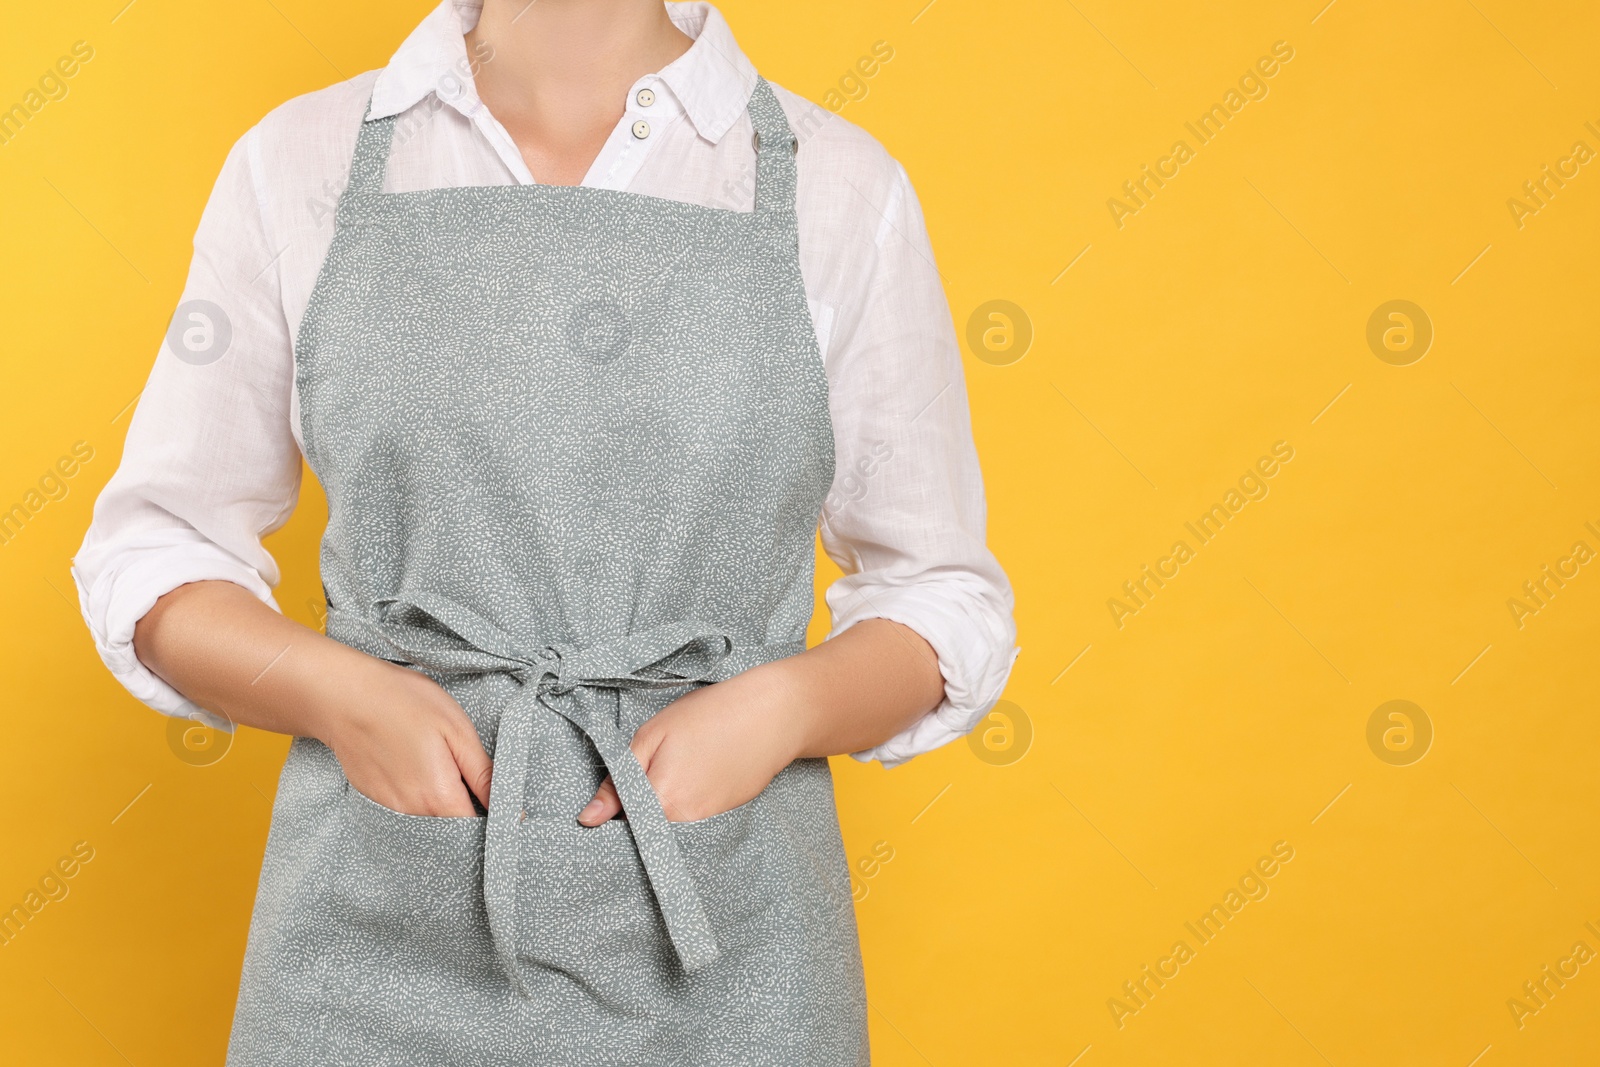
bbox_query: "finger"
[578,776,621,826]
[432,779,480,818]
[629,716,666,770]
[447,721,495,812]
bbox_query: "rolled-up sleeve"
[817,161,1020,768]
[71,125,302,720]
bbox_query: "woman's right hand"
[133,580,493,819]
[319,659,494,818]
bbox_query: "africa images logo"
[1106,841,1296,1029]
[1105,40,1296,229]
[1106,441,1295,629]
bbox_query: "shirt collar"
[368,0,757,144]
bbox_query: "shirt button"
[631,120,651,140]
[636,88,656,107]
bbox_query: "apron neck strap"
[346,104,399,202]
[746,78,799,219]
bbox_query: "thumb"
[578,776,622,826]
[448,724,494,812]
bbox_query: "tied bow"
[327,590,800,993]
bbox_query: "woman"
[73,1,1017,1063]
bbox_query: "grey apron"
[226,78,868,1065]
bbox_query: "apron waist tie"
[325,591,804,991]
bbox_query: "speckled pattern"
[226,79,869,1066]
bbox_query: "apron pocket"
[670,785,779,954]
[670,797,757,858]
[345,782,488,838]
[332,782,486,942]
[514,815,676,1001]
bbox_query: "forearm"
[767,618,946,760]
[134,581,494,815]
[584,616,945,823]
[132,580,383,742]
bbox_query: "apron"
[226,78,868,1066]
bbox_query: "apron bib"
[226,79,868,1066]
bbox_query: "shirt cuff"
[71,538,280,726]
[826,582,1020,768]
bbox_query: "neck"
[467,0,691,147]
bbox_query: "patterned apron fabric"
[226,79,868,1065]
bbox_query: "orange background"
[2,1,1598,1064]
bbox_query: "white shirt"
[71,0,1018,767]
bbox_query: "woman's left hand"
[577,618,945,826]
[577,662,811,825]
